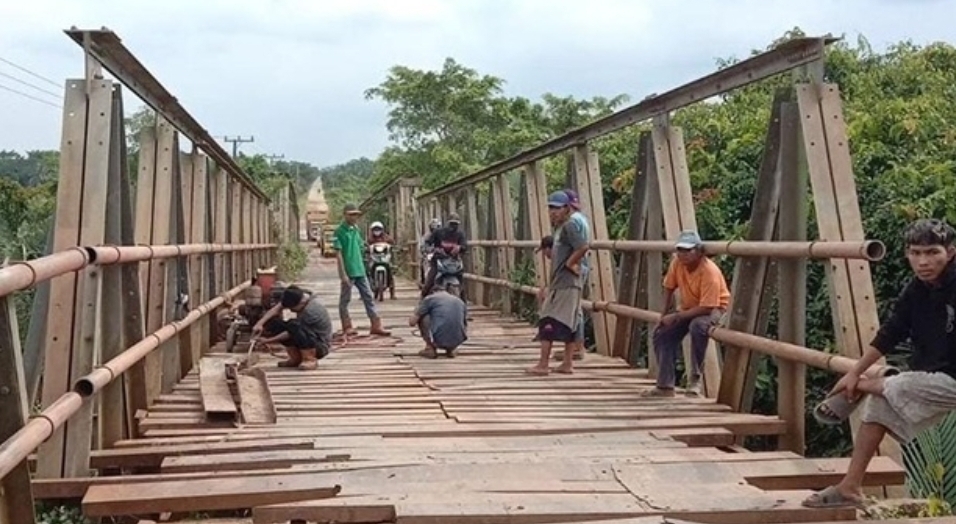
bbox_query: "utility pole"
[223,135,254,157]
[264,154,285,165]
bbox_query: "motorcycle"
[434,252,464,299]
[368,242,393,302]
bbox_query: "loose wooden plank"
[237,368,276,424]
[88,438,315,469]
[81,473,342,517]
[199,357,237,417]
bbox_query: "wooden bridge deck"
[40,257,907,523]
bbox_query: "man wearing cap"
[649,230,730,397]
[527,191,589,375]
[422,212,468,298]
[333,204,390,338]
[564,189,591,360]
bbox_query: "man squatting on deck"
[253,286,333,370]
[527,191,589,375]
[409,280,469,359]
[803,218,956,508]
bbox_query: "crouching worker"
[409,281,468,359]
[253,286,332,370]
[803,219,956,508]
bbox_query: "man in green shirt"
[334,203,390,338]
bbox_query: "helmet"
[429,218,441,231]
[370,221,384,231]
[447,212,461,225]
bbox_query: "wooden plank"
[0,297,35,523]
[199,357,237,417]
[776,97,808,454]
[717,92,784,413]
[37,79,87,479]
[81,474,341,517]
[251,490,853,524]
[237,368,276,424]
[88,438,315,469]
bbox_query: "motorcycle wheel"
[374,272,385,302]
[225,323,239,353]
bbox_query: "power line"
[0,70,60,99]
[0,56,59,88]
[0,81,61,109]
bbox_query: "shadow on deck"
[41,255,908,523]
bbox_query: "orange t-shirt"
[663,256,730,311]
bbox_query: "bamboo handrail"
[0,281,249,480]
[465,239,885,261]
[463,273,895,377]
[0,243,276,299]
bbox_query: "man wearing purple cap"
[564,189,591,359]
[527,191,589,375]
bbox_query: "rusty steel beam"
[419,36,836,200]
[64,27,269,202]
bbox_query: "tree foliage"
[364,57,628,192]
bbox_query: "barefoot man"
[804,219,956,508]
[527,191,588,375]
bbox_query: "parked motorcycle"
[368,242,393,302]
[434,253,464,299]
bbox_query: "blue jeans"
[339,276,378,322]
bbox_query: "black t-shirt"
[871,262,956,378]
[429,227,467,252]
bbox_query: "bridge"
[0,27,945,524]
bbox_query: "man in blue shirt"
[564,189,591,359]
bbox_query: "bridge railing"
[377,34,900,471]
[0,28,297,523]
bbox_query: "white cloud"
[0,0,953,167]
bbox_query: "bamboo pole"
[465,240,885,260]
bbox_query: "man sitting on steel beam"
[805,218,956,508]
[646,230,730,398]
[253,286,332,370]
[408,280,468,359]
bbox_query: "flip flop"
[801,485,865,508]
[813,393,863,426]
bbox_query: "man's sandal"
[813,393,863,426]
[802,485,865,508]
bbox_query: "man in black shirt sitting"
[804,219,956,508]
[421,212,467,298]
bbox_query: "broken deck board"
[236,368,277,424]
[81,473,341,517]
[198,357,238,418]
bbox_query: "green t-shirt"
[333,222,367,278]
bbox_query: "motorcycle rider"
[367,221,396,299]
[422,213,467,299]
[418,218,441,289]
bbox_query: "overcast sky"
[1,0,952,168]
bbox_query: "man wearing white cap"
[648,230,730,397]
